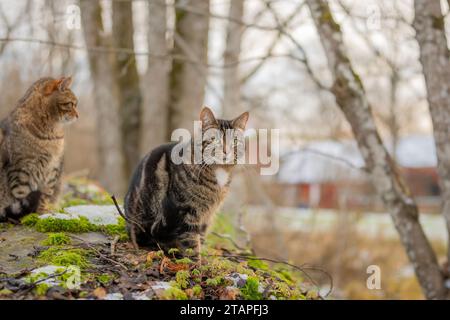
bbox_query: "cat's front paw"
[37,201,51,214]
[41,186,55,197]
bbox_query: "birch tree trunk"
[80,0,127,195]
[169,0,210,132]
[306,0,447,299]
[141,0,170,155]
[413,0,450,274]
[223,0,245,117]
[112,0,142,176]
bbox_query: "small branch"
[110,195,145,233]
[210,232,248,252]
[110,195,141,251]
[18,270,68,295]
[110,235,120,256]
[69,234,129,271]
[207,252,333,298]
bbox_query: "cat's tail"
[0,191,41,222]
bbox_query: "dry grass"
[246,214,447,300]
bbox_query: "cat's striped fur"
[124,107,249,258]
[0,77,78,222]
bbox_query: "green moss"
[175,257,193,265]
[35,216,95,233]
[102,217,128,241]
[176,270,190,289]
[203,256,255,278]
[0,288,13,296]
[191,268,201,276]
[35,283,50,296]
[205,276,224,287]
[247,258,269,271]
[241,276,263,300]
[192,284,202,296]
[24,269,67,296]
[96,273,114,286]
[168,248,180,256]
[42,233,71,246]
[21,213,39,227]
[21,213,128,241]
[38,247,90,269]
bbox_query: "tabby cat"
[124,107,249,258]
[0,76,78,222]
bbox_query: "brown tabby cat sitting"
[0,76,78,222]
[124,107,249,260]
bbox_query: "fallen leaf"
[185,288,194,298]
[159,257,169,274]
[165,260,190,272]
[146,251,159,265]
[93,287,107,299]
[219,287,239,300]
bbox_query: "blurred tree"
[306,0,447,299]
[79,0,127,195]
[0,0,31,55]
[413,0,450,275]
[141,0,170,155]
[221,0,248,223]
[169,0,210,132]
[112,0,142,177]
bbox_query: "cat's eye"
[61,102,74,110]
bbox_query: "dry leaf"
[159,256,170,274]
[219,287,239,300]
[93,287,107,299]
[146,251,159,265]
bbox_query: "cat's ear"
[200,107,218,128]
[42,79,60,95]
[232,111,249,130]
[57,76,73,92]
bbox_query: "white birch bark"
[306,0,447,299]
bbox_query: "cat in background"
[124,107,249,260]
[0,76,78,222]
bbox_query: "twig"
[210,232,248,252]
[19,270,68,295]
[207,252,333,298]
[110,235,120,256]
[69,234,129,271]
[110,195,145,232]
